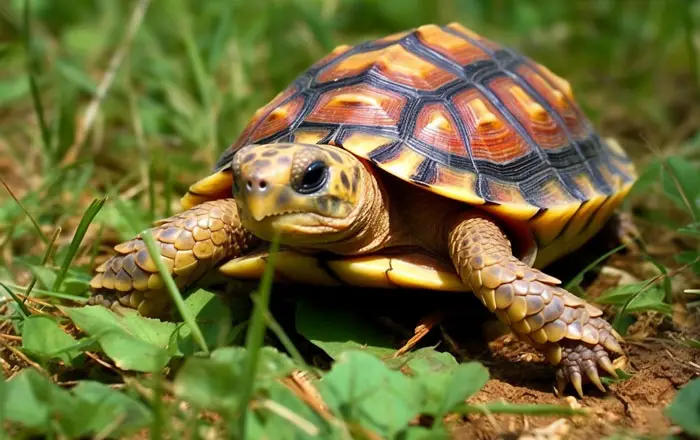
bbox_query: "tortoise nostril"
[245,178,268,191]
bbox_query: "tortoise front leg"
[89,199,259,317]
[447,211,624,397]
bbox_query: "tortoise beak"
[239,181,299,222]
[239,178,279,221]
[234,155,293,221]
[245,192,274,222]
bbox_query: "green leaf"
[678,222,700,236]
[251,381,329,438]
[173,354,241,413]
[601,369,633,386]
[21,315,81,364]
[2,370,151,437]
[677,251,700,275]
[69,381,153,437]
[20,263,56,291]
[176,288,234,354]
[596,282,672,314]
[0,75,30,106]
[661,156,700,219]
[319,351,424,438]
[666,378,700,437]
[388,349,488,417]
[437,362,489,417]
[62,305,176,371]
[387,347,458,373]
[295,300,396,360]
[173,346,296,412]
[59,276,90,296]
[55,59,97,94]
[386,348,459,415]
[15,262,90,296]
[628,159,660,197]
[2,369,74,432]
[401,425,451,440]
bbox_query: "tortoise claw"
[584,364,606,393]
[598,355,618,378]
[570,371,584,398]
[555,340,626,397]
[602,334,625,355]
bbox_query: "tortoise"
[89,23,637,396]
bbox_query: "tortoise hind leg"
[446,211,625,397]
[89,198,259,317]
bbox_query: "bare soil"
[451,335,698,439]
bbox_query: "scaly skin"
[447,212,624,396]
[89,199,258,317]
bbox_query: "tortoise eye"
[297,161,328,194]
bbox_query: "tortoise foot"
[87,292,119,308]
[88,199,257,317]
[554,326,624,397]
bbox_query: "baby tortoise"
[89,23,637,397]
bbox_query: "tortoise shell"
[183,23,636,266]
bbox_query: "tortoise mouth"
[241,209,344,239]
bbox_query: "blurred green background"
[1,0,699,253]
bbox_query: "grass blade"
[0,282,30,319]
[251,296,307,368]
[3,282,87,303]
[236,233,280,437]
[22,0,52,155]
[1,176,49,245]
[51,198,106,292]
[565,243,627,293]
[23,227,61,303]
[140,230,209,355]
[456,402,586,416]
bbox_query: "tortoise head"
[231,143,371,247]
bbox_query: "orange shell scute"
[446,22,502,52]
[306,83,406,127]
[232,86,298,150]
[488,77,566,150]
[452,89,532,163]
[249,95,305,143]
[416,24,491,66]
[317,44,458,91]
[414,103,468,157]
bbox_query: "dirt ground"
[452,334,698,439]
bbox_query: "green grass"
[1,0,700,438]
